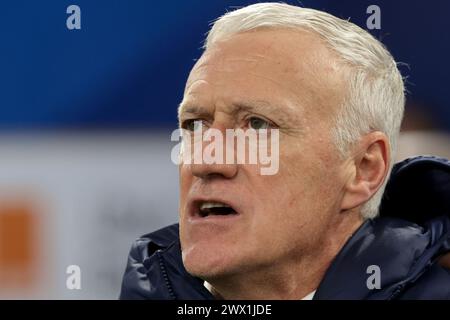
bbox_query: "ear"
[341,132,390,211]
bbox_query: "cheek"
[179,166,193,253]
[246,155,338,252]
[179,165,192,212]
[274,137,341,212]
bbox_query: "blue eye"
[248,117,270,130]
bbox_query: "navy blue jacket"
[119,156,450,299]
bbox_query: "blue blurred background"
[0,0,449,299]
[1,0,450,131]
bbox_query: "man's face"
[178,29,348,280]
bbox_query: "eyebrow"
[178,105,210,120]
[178,99,293,121]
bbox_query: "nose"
[190,162,238,180]
[188,125,238,180]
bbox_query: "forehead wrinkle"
[187,50,271,82]
[232,99,295,120]
[188,57,261,81]
[182,70,304,119]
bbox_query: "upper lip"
[187,196,241,219]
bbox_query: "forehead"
[181,28,346,120]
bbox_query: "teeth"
[200,201,231,210]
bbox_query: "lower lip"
[188,212,241,225]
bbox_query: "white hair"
[203,2,405,220]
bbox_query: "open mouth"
[197,201,238,218]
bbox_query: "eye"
[248,117,270,130]
[182,119,204,131]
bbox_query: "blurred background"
[0,0,449,299]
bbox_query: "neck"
[206,211,363,300]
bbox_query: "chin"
[181,242,239,279]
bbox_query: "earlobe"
[340,168,372,211]
[340,132,389,211]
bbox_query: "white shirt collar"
[301,290,316,300]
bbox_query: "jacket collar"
[313,215,450,299]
